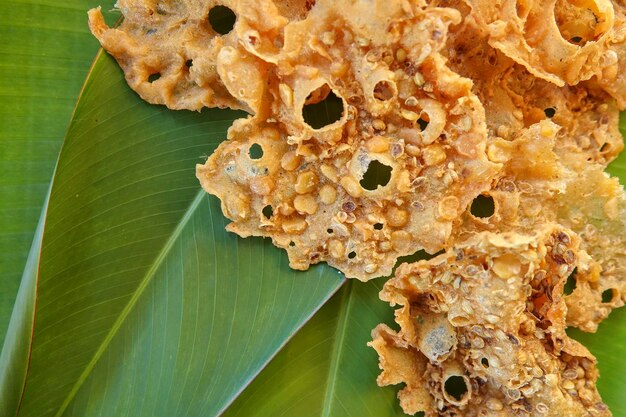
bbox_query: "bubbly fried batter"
[597,0,626,107]
[434,0,626,331]
[439,1,624,166]
[88,0,291,111]
[450,120,626,332]
[466,0,625,92]
[370,226,611,417]
[196,1,499,280]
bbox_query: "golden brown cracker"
[370,226,610,416]
[196,1,500,280]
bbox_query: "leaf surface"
[1,51,343,417]
[223,279,406,417]
[0,0,116,346]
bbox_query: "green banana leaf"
[0,50,343,416]
[0,0,116,347]
[1,1,625,417]
[222,279,407,417]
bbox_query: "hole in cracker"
[373,80,395,101]
[262,205,273,219]
[303,85,344,129]
[209,5,236,35]
[444,375,468,402]
[599,143,610,152]
[563,267,577,295]
[602,288,614,303]
[374,223,384,230]
[360,160,392,191]
[185,59,193,68]
[570,36,583,44]
[394,249,445,273]
[544,107,556,118]
[470,195,495,218]
[481,357,490,368]
[348,251,357,259]
[327,228,333,234]
[148,73,161,83]
[249,143,264,159]
[417,117,429,131]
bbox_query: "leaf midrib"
[321,281,354,417]
[46,189,206,417]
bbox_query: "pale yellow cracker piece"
[435,3,626,330]
[557,166,626,331]
[590,0,626,108]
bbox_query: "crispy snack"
[196,1,500,280]
[556,166,626,331]
[370,226,611,416]
[466,0,625,94]
[435,0,624,166]
[455,120,626,331]
[433,2,626,331]
[596,0,626,107]
[88,0,296,111]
